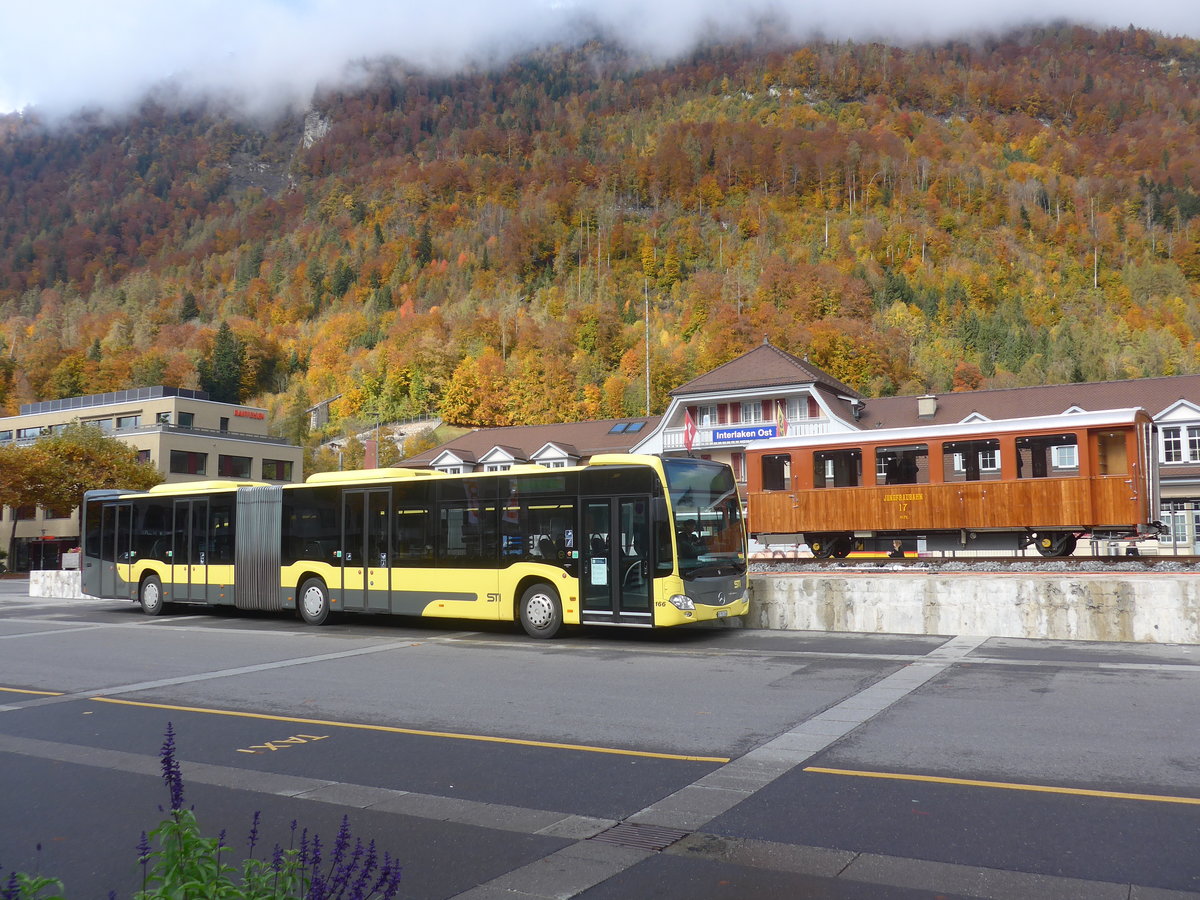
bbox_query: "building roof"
[671,341,864,400]
[403,416,661,467]
[862,375,1200,430]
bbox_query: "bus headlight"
[668,594,695,610]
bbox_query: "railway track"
[749,554,1200,574]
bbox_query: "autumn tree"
[19,424,163,517]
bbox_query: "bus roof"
[146,480,268,494]
[305,467,439,485]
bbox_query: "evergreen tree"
[416,221,433,267]
[180,291,200,322]
[197,322,246,404]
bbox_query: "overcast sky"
[1,0,1197,119]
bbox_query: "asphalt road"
[2,578,1199,899]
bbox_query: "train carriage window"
[1096,432,1129,475]
[761,454,792,491]
[876,444,928,485]
[1016,434,1078,478]
[942,439,1001,483]
[814,449,862,488]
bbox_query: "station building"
[404,341,1200,553]
[0,387,303,570]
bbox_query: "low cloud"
[2,0,1196,119]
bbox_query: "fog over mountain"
[2,0,1197,118]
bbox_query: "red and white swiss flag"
[683,409,698,453]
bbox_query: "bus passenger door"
[342,489,391,613]
[582,497,652,626]
[100,502,133,600]
[172,499,210,603]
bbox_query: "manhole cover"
[589,822,690,852]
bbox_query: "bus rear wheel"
[519,583,562,639]
[140,574,165,616]
[298,577,331,626]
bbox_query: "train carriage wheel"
[1035,532,1077,557]
[808,534,851,559]
[808,535,834,559]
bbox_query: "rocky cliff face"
[302,111,330,148]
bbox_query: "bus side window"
[761,454,791,491]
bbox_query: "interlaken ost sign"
[711,425,779,443]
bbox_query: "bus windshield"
[663,458,746,578]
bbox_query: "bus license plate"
[716,610,728,617]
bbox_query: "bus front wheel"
[298,578,331,626]
[519,583,562,639]
[140,574,165,616]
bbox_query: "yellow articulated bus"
[82,454,748,638]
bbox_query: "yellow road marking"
[90,697,730,763]
[805,766,1200,806]
[0,686,64,696]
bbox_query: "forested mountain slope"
[0,26,1197,441]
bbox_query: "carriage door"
[342,488,391,613]
[100,502,133,600]
[582,497,652,626]
[171,499,210,603]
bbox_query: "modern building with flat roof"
[1,387,303,570]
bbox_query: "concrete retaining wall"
[28,569,1200,644]
[750,573,1200,644]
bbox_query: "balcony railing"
[662,417,834,451]
[2,422,292,447]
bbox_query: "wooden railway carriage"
[745,408,1162,557]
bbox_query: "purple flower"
[246,810,261,856]
[158,722,184,811]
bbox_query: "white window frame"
[952,449,1000,473]
[697,406,718,427]
[1052,445,1078,469]
[786,397,809,420]
[741,401,763,424]
[1163,426,1183,463]
[1188,426,1200,462]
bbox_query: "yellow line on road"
[805,766,1200,806]
[90,697,730,763]
[0,686,64,696]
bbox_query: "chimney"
[917,395,938,418]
